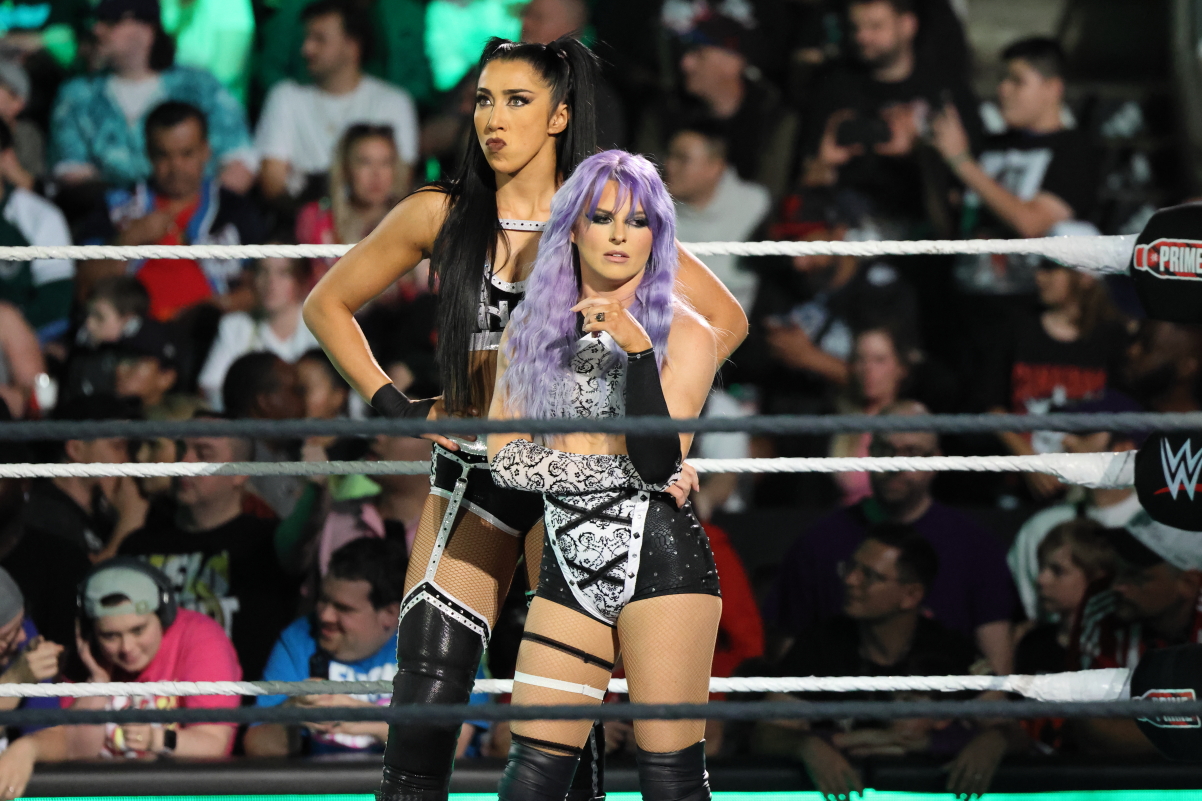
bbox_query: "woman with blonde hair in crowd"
[297,124,411,286]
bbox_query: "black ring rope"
[0,412,1193,442]
[0,700,1196,727]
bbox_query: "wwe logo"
[1161,438,1202,501]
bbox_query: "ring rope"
[0,412,1189,441]
[0,699,1188,728]
[0,234,1137,273]
[0,451,1134,487]
[0,669,1130,701]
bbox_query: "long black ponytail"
[430,36,600,415]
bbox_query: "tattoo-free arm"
[676,244,748,361]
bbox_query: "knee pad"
[499,741,582,801]
[636,742,711,801]
[381,591,488,793]
[567,720,606,801]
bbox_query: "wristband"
[371,383,435,420]
[626,347,655,361]
[160,727,177,754]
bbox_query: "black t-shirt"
[977,309,1128,414]
[1015,623,1069,675]
[0,481,114,648]
[956,128,1101,295]
[119,513,298,679]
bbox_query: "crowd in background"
[0,0,1192,794]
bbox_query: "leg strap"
[499,740,582,801]
[636,742,711,801]
[514,671,606,700]
[522,632,616,671]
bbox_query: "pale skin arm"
[243,723,291,756]
[115,722,234,756]
[0,723,105,800]
[258,158,291,201]
[975,620,1014,676]
[675,244,748,362]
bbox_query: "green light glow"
[30,792,1202,801]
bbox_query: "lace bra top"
[470,218,547,352]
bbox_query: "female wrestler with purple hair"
[488,150,723,801]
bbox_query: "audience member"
[255,0,418,202]
[1067,514,1202,755]
[802,0,980,233]
[981,264,1127,499]
[758,526,1022,800]
[160,0,256,105]
[638,12,798,201]
[0,118,72,341]
[0,395,138,648]
[199,255,317,410]
[0,560,241,799]
[764,401,1019,674]
[112,318,179,412]
[0,567,63,747]
[296,124,406,284]
[77,101,265,322]
[0,60,44,189]
[665,120,771,312]
[1123,321,1202,413]
[1014,518,1114,676]
[49,0,255,192]
[1008,393,1146,620]
[118,417,298,679]
[829,327,914,507]
[61,276,149,403]
[246,538,408,755]
[221,352,307,518]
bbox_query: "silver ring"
[595,312,605,322]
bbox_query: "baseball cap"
[681,13,756,57]
[94,0,161,25]
[0,61,29,103]
[0,567,22,627]
[82,565,161,619]
[115,318,178,369]
[1104,511,1202,572]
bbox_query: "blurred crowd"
[0,0,1192,795]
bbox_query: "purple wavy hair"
[500,150,678,418]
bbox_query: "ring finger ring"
[595,312,605,322]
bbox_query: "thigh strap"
[522,632,615,671]
[514,671,606,700]
[511,732,584,757]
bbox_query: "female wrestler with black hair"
[303,37,747,801]
[487,150,722,801]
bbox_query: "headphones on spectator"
[76,558,178,640]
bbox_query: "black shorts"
[536,493,721,626]
[430,443,544,537]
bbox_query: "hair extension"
[429,36,601,415]
[500,150,678,419]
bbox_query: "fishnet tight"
[511,594,722,754]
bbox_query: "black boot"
[635,742,710,801]
[378,591,487,801]
[499,740,582,801]
[567,720,606,801]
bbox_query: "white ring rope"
[0,669,1131,702]
[0,234,1138,274]
[0,451,1135,488]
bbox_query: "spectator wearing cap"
[119,414,298,678]
[113,318,179,413]
[1066,513,1202,754]
[1124,321,1202,414]
[198,253,317,412]
[764,400,1020,675]
[636,11,798,201]
[255,0,417,203]
[665,119,770,313]
[801,0,981,235]
[0,561,241,800]
[0,566,64,744]
[0,116,72,344]
[1008,392,1148,622]
[49,0,255,194]
[0,395,141,649]
[0,60,43,190]
[77,100,265,323]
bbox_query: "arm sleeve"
[624,351,681,485]
[255,623,309,709]
[274,482,320,572]
[254,84,295,163]
[48,80,90,172]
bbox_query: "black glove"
[372,383,436,420]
